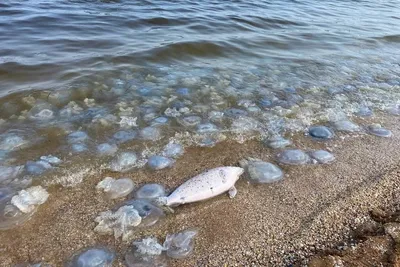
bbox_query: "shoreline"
[1,114,400,266]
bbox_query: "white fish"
[159,166,244,207]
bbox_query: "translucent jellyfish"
[198,137,217,147]
[264,136,292,149]
[96,177,135,199]
[134,184,166,200]
[68,247,115,267]
[133,237,165,256]
[123,199,165,228]
[178,116,202,127]
[164,229,198,259]
[139,127,162,141]
[95,200,164,240]
[258,97,273,108]
[239,158,283,183]
[25,160,52,175]
[151,117,169,126]
[309,150,335,164]
[208,111,224,122]
[97,143,118,156]
[196,123,218,134]
[0,135,28,151]
[119,116,137,128]
[28,101,56,121]
[277,149,310,165]
[356,106,373,117]
[11,186,49,213]
[112,130,137,144]
[332,120,361,132]
[68,131,89,144]
[40,155,62,165]
[162,143,184,158]
[147,156,174,170]
[109,152,138,172]
[71,143,89,153]
[0,165,24,183]
[125,238,168,267]
[368,124,392,138]
[94,205,142,240]
[0,188,35,229]
[176,88,190,96]
[224,108,248,118]
[308,126,334,140]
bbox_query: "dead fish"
[158,167,244,208]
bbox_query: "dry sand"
[1,114,400,266]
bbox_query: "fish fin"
[228,186,237,198]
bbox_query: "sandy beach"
[0,113,399,266]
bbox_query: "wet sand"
[1,114,400,266]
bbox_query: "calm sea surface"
[1,0,400,95]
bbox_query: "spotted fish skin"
[165,167,244,207]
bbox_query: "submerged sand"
[1,114,400,266]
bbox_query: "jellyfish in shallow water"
[164,229,198,259]
[224,108,248,118]
[68,246,115,267]
[0,186,47,230]
[308,126,334,140]
[94,199,164,241]
[367,124,392,138]
[94,205,142,241]
[264,136,292,149]
[332,120,360,132]
[139,127,162,141]
[239,158,283,183]
[109,152,138,172]
[277,149,310,165]
[97,143,118,156]
[134,184,166,200]
[96,177,135,199]
[178,116,202,127]
[147,156,174,170]
[0,165,24,183]
[112,130,137,144]
[67,131,89,144]
[162,143,184,158]
[309,150,335,164]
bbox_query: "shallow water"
[1,1,400,187]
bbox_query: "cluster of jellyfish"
[1,65,399,266]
